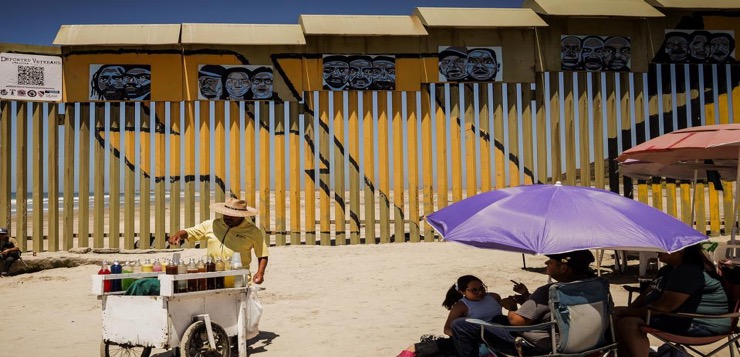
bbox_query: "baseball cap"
[546,250,595,272]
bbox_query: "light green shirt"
[184,218,268,267]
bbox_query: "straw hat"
[211,198,259,217]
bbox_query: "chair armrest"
[465,318,555,332]
[649,309,740,320]
[622,285,641,293]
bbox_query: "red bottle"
[98,260,111,293]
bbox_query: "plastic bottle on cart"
[110,260,122,292]
[223,257,234,288]
[215,257,225,289]
[197,257,207,291]
[231,253,244,288]
[206,257,216,290]
[121,261,134,291]
[98,261,111,293]
[187,258,198,292]
[177,258,188,293]
[141,259,154,273]
[152,258,163,272]
[133,259,142,274]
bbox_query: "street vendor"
[168,198,269,284]
[0,227,21,277]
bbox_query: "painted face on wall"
[123,68,151,100]
[349,58,373,90]
[323,60,350,90]
[97,66,126,100]
[581,37,605,71]
[561,36,582,69]
[709,36,732,63]
[225,71,250,99]
[665,35,689,62]
[371,59,395,90]
[689,34,709,61]
[251,71,273,99]
[199,75,222,99]
[465,49,498,81]
[439,52,467,81]
[603,37,631,71]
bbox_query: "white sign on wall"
[0,53,63,102]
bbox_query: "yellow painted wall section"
[63,52,183,102]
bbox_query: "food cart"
[92,269,254,357]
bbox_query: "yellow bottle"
[223,256,234,288]
[141,259,154,273]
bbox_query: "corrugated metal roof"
[53,24,181,46]
[413,7,548,28]
[523,0,665,17]
[645,0,740,9]
[181,23,306,45]
[300,15,428,36]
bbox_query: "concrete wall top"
[524,0,665,17]
[181,24,306,45]
[53,24,181,46]
[299,15,428,36]
[413,7,548,28]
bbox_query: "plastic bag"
[246,285,263,339]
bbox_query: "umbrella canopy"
[618,159,737,181]
[617,123,740,164]
[426,182,707,255]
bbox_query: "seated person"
[614,244,730,356]
[443,274,513,337]
[0,227,20,276]
[450,250,597,356]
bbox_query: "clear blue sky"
[2,0,523,46]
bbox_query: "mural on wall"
[560,36,632,72]
[198,64,275,100]
[89,64,151,101]
[322,55,395,91]
[438,46,503,82]
[654,30,736,64]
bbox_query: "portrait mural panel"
[197,64,275,100]
[438,46,503,82]
[654,30,735,64]
[560,35,632,72]
[89,64,151,101]
[322,54,396,91]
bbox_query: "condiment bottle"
[98,260,111,293]
[215,257,225,289]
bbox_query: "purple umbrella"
[427,182,707,255]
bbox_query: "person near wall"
[168,198,269,284]
[0,228,21,277]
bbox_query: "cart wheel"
[179,321,231,357]
[100,340,152,357]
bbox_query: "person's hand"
[167,235,181,246]
[512,282,529,296]
[512,294,528,305]
[1,249,7,257]
[500,296,518,311]
[252,272,264,284]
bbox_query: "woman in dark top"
[614,244,730,356]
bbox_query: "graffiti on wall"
[560,36,631,72]
[198,64,275,100]
[322,55,396,91]
[89,64,151,101]
[438,46,502,82]
[654,30,736,64]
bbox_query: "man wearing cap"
[0,228,20,277]
[450,250,598,356]
[168,198,269,284]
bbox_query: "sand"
[0,241,729,357]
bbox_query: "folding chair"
[467,277,617,356]
[642,276,740,356]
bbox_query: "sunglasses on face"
[466,284,487,294]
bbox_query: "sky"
[2,0,523,46]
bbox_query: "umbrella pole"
[732,146,740,248]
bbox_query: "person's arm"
[168,230,189,246]
[509,285,549,326]
[168,221,210,246]
[253,257,268,284]
[2,240,19,256]
[617,290,691,318]
[443,302,468,336]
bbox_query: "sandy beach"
[4,239,718,357]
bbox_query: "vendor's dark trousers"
[1,255,17,274]
[450,318,517,357]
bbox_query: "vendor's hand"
[512,282,529,296]
[500,296,518,311]
[167,236,181,246]
[253,272,264,285]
